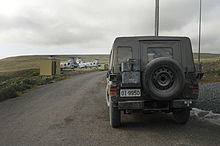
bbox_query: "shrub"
[22,78,36,85]
[0,87,18,101]
[217,69,220,76]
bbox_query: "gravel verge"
[195,82,220,113]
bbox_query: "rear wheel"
[173,108,190,124]
[109,101,121,128]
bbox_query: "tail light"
[110,86,117,97]
[193,85,199,95]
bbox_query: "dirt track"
[0,71,219,146]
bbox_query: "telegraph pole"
[198,0,202,72]
[155,0,159,36]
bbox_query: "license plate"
[120,89,141,97]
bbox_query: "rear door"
[140,41,181,70]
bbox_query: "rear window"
[147,47,173,62]
[117,46,132,63]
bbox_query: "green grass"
[0,69,39,82]
[194,53,220,63]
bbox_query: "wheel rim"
[152,66,175,90]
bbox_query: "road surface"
[0,71,219,146]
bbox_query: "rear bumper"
[172,99,195,108]
[118,99,195,111]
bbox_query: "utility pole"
[155,0,159,36]
[198,0,202,72]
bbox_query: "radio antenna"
[198,0,202,72]
[155,0,159,36]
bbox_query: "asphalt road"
[0,71,219,146]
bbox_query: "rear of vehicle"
[106,36,199,128]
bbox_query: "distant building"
[40,56,60,76]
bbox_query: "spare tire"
[142,57,185,101]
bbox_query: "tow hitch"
[173,100,194,108]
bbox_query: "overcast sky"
[0,0,219,59]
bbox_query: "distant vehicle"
[79,59,101,68]
[60,57,79,70]
[106,36,201,128]
[76,57,83,64]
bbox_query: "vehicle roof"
[115,36,189,40]
[113,36,190,46]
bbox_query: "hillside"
[194,53,220,63]
[193,53,220,75]
[0,53,220,73]
[0,55,109,72]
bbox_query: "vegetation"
[193,53,220,84]
[217,69,220,76]
[0,53,220,101]
[0,69,64,101]
[194,53,220,63]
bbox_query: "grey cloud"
[0,10,107,45]
[160,0,199,31]
[0,0,219,55]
